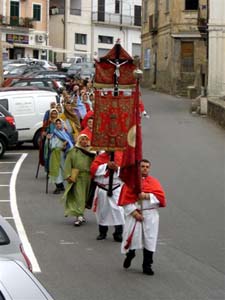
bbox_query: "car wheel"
[33,130,41,149]
[0,138,6,158]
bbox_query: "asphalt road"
[0,90,224,300]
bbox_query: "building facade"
[49,0,142,62]
[0,0,50,60]
[141,0,207,97]
[207,0,225,128]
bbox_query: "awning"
[13,43,53,50]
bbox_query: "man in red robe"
[90,151,125,241]
[118,159,166,275]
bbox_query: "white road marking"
[0,161,17,164]
[0,185,9,187]
[0,200,10,202]
[10,153,41,273]
[5,152,24,155]
[4,217,14,220]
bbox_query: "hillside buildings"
[0,0,50,59]
[141,0,208,97]
[49,0,142,62]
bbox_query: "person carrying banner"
[90,151,125,242]
[118,159,166,275]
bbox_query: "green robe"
[62,147,95,217]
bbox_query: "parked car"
[0,104,18,158]
[0,257,54,299]
[67,62,94,77]
[3,64,45,79]
[28,59,58,71]
[79,66,95,80]
[0,87,59,148]
[0,214,32,271]
[33,70,68,80]
[9,78,61,94]
[61,56,83,72]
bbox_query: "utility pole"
[0,31,3,86]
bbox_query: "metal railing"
[0,15,34,28]
[92,12,141,27]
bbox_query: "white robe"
[121,194,160,253]
[93,163,125,226]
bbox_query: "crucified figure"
[107,59,128,78]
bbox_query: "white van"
[61,56,83,71]
[0,87,59,148]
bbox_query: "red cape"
[90,151,123,178]
[118,175,166,207]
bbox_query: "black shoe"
[143,266,154,276]
[123,251,136,269]
[113,233,123,242]
[53,188,61,194]
[96,234,106,240]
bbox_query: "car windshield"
[9,67,26,75]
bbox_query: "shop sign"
[6,34,29,44]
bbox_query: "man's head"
[140,159,151,177]
[50,102,56,109]
[87,117,93,130]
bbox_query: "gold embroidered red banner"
[91,91,135,151]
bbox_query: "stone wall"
[208,99,225,129]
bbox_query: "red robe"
[118,175,166,207]
[90,151,123,178]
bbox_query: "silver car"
[0,257,54,299]
[0,215,32,271]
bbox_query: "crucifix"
[99,40,133,196]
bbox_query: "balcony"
[92,12,141,28]
[0,15,34,28]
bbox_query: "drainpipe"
[46,0,49,61]
[63,0,68,60]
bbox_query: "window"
[98,0,105,21]
[10,1,19,25]
[185,0,198,10]
[0,226,10,245]
[144,48,151,69]
[165,0,170,12]
[115,0,120,14]
[70,0,81,16]
[181,42,194,72]
[98,35,113,44]
[134,5,141,26]
[143,0,148,23]
[10,1,19,17]
[75,33,87,45]
[33,4,41,21]
[0,99,9,110]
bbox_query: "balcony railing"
[92,12,141,27]
[0,15,34,28]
